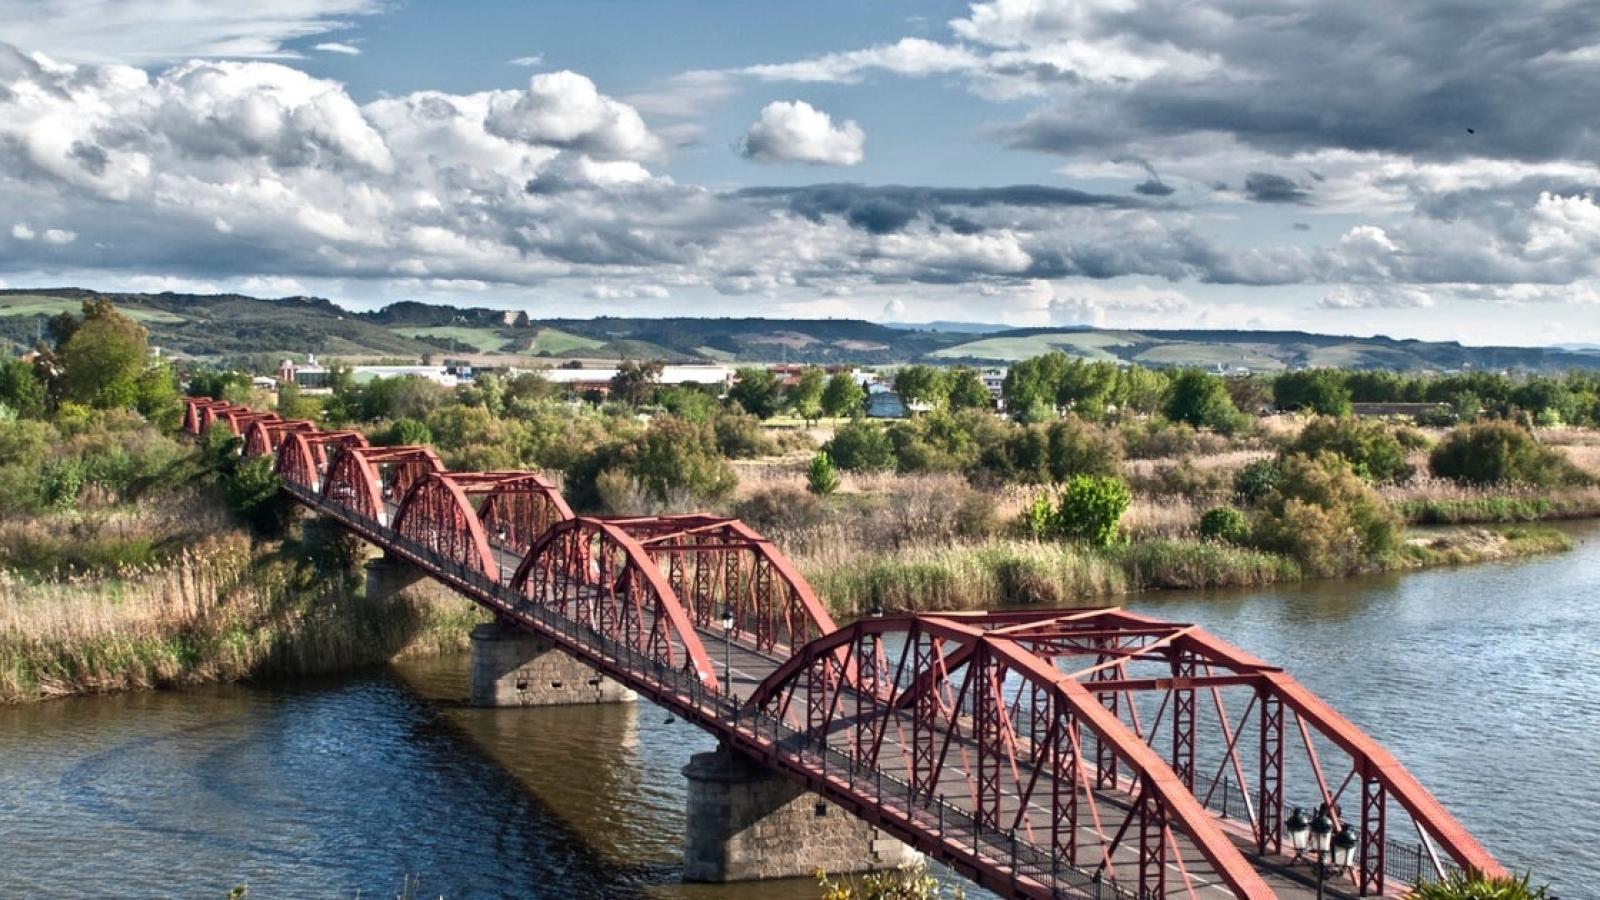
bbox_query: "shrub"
[825,419,896,472]
[1024,475,1132,547]
[1405,870,1550,900]
[618,416,737,506]
[807,451,841,496]
[1045,417,1123,480]
[1233,458,1284,504]
[713,410,778,458]
[1199,506,1252,545]
[1252,452,1401,576]
[381,417,433,447]
[1429,420,1588,486]
[1287,416,1414,482]
[732,486,826,534]
[223,454,288,533]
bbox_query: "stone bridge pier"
[682,745,920,883]
[364,555,634,707]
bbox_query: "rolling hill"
[3,287,1597,373]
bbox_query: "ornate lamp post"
[1288,804,1357,899]
[720,606,735,696]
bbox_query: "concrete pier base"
[682,746,921,882]
[469,622,636,707]
[364,553,459,607]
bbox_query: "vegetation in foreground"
[1406,871,1551,899]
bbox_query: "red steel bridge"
[185,397,1506,899]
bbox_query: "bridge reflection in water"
[184,398,1504,899]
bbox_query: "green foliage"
[274,380,320,420]
[1024,475,1132,547]
[713,409,778,458]
[1273,369,1353,415]
[821,372,867,419]
[0,357,46,418]
[56,299,150,409]
[945,366,991,411]
[1430,421,1588,487]
[1045,417,1124,481]
[222,454,287,532]
[729,366,783,418]
[1405,870,1549,899]
[817,862,963,900]
[1199,506,1253,545]
[381,417,434,447]
[1288,416,1414,482]
[657,384,720,422]
[1233,458,1284,505]
[788,366,827,424]
[807,451,841,496]
[188,369,252,404]
[578,416,737,511]
[893,365,948,411]
[1252,452,1401,576]
[826,419,896,471]
[609,359,663,406]
[1164,369,1247,433]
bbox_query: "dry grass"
[0,527,485,704]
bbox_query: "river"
[1,523,1595,898]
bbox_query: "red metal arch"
[390,473,500,580]
[508,517,719,688]
[182,397,214,434]
[219,409,279,437]
[320,445,443,525]
[243,419,316,458]
[196,401,249,435]
[605,514,838,655]
[478,473,574,553]
[749,613,1275,899]
[275,430,368,493]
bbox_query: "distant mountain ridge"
[2,287,1596,372]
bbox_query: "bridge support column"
[365,553,460,607]
[470,621,636,707]
[682,746,920,883]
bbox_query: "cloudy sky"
[2,0,1598,344]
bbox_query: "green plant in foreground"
[1406,870,1549,899]
[1198,505,1252,545]
[1021,475,1132,547]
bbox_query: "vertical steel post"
[1258,690,1284,856]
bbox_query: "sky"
[1,0,1599,345]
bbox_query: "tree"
[822,372,867,419]
[658,385,719,422]
[1003,353,1070,421]
[1044,417,1123,480]
[609,359,664,406]
[728,366,783,419]
[1429,421,1586,486]
[945,367,992,411]
[56,300,149,409]
[617,416,737,505]
[892,365,948,412]
[275,380,320,420]
[1055,359,1118,419]
[1273,370,1352,416]
[0,357,46,419]
[807,451,840,495]
[1164,370,1246,433]
[133,359,181,427]
[1288,417,1414,482]
[1113,365,1169,416]
[824,419,895,471]
[1253,452,1401,576]
[789,366,827,425]
[1199,506,1252,545]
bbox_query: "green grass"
[527,327,606,355]
[392,325,511,353]
[930,332,1136,362]
[1396,494,1600,525]
[1130,343,1286,370]
[0,294,185,323]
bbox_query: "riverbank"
[0,523,486,704]
[801,526,1573,617]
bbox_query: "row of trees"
[0,299,179,427]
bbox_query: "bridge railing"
[1193,772,1463,890]
[286,480,1130,899]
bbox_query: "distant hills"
[3,287,1597,373]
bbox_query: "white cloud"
[0,0,385,63]
[586,283,670,300]
[1318,285,1435,309]
[508,55,544,67]
[485,71,661,159]
[741,38,979,83]
[11,223,35,241]
[313,42,362,55]
[42,228,76,244]
[738,101,864,166]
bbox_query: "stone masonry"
[682,746,922,882]
[469,621,636,707]
[364,553,460,608]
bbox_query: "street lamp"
[1289,803,1353,900]
[720,606,735,696]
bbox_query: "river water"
[1,523,1595,898]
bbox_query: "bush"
[713,410,778,458]
[381,417,433,447]
[1406,870,1550,900]
[1252,452,1401,576]
[807,451,841,496]
[1198,506,1252,545]
[1023,475,1132,547]
[732,486,826,534]
[825,419,896,472]
[1429,420,1587,486]
[1233,458,1284,504]
[1287,416,1414,482]
[223,454,288,533]
[1045,417,1123,480]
